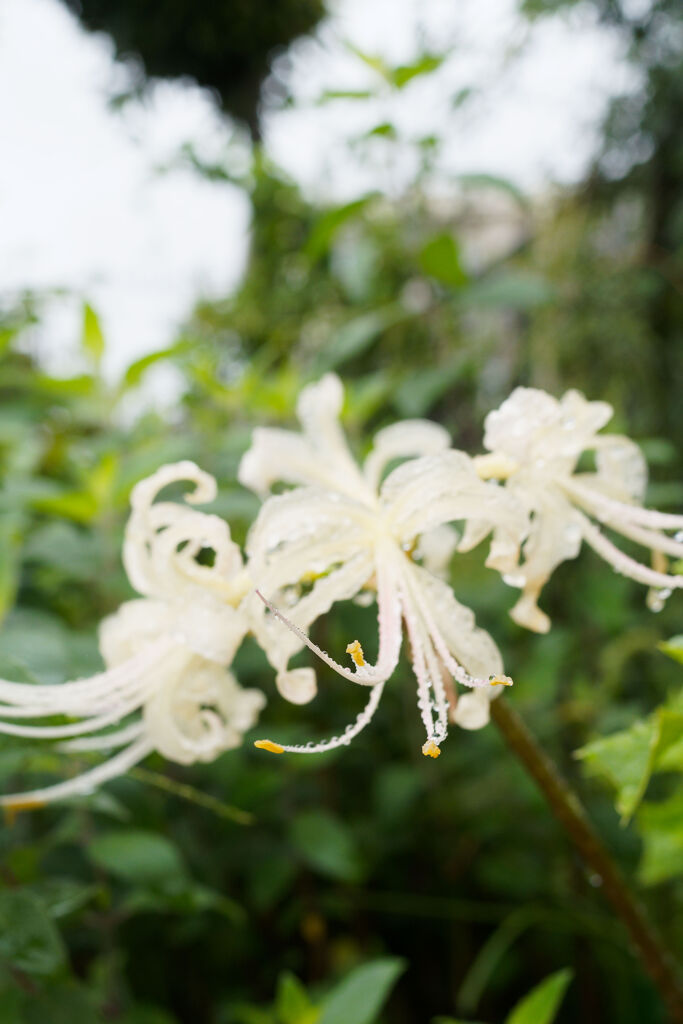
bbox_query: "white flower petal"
[381,451,527,551]
[363,419,451,491]
[239,373,368,500]
[452,690,492,730]
[143,661,265,765]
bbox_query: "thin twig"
[491,696,683,1023]
[129,766,253,825]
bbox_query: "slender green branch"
[129,766,253,825]
[491,697,683,1024]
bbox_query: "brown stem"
[491,697,683,1023]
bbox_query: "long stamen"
[406,571,512,690]
[1,736,153,808]
[0,678,156,740]
[599,518,683,559]
[564,478,683,532]
[400,581,440,746]
[254,681,385,755]
[578,514,683,590]
[0,639,172,713]
[60,722,146,752]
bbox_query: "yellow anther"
[489,674,513,687]
[254,739,285,754]
[346,640,366,668]
[3,798,45,826]
[422,740,441,758]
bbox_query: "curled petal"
[276,668,318,705]
[143,661,265,765]
[123,462,245,610]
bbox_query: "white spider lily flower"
[240,374,526,758]
[0,462,264,807]
[470,387,683,633]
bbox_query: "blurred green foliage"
[1,3,683,1022]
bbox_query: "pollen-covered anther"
[346,640,366,668]
[254,739,285,754]
[489,674,513,687]
[422,739,441,758]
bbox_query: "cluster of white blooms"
[2,377,681,805]
[0,463,265,806]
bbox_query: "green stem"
[129,766,253,825]
[491,697,683,1023]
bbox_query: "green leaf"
[419,233,468,289]
[276,971,317,1024]
[122,347,177,390]
[577,706,683,820]
[390,54,445,89]
[346,45,391,81]
[505,968,573,1024]
[394,360,466,417]
[30,878,98,919]
[659,635,683,665]
[0,514,22,622]
[456,173,527,207]
[305,198,373,262]
[363,122,397,139]
[462,271,554,310]
[317,307,403,371]
[88,830,185,884]
[577,719,655,819]
[289,811,363,882]
[81,302,105,365]
[318,958,406,1024]
[0,889,65,975]
[432,1019,485,1024]
[638,788,683,885]
[122,880,243,922]
[21,981,99,1024]
[31,489,100,524]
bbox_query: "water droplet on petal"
[647,587,672,613]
